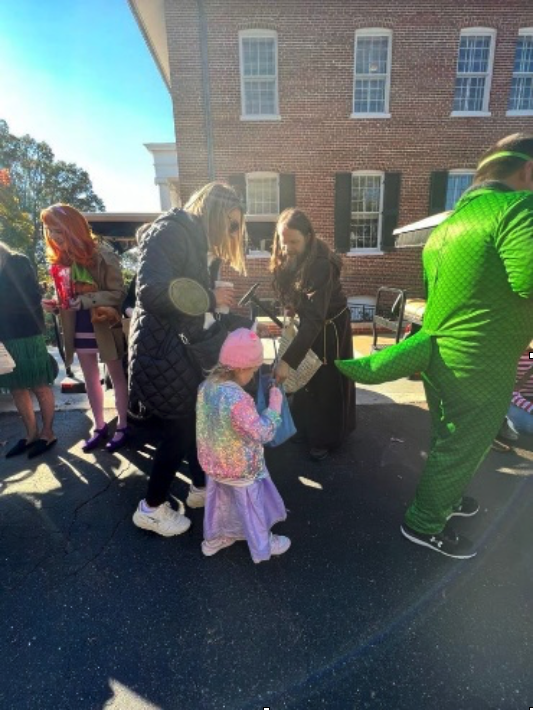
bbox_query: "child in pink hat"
[196,328,291,563]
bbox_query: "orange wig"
[41,204,97,267]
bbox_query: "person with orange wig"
[41,204,129,452]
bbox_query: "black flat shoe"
[27,438,58,459]
[6,438,32,458]
[310,447,329,461]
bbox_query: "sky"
[0,0,175,212]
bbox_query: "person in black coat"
[271,208,356,461]
[130,182,248,537]
[0,241,57,458]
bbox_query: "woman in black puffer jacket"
[129,182,249,537]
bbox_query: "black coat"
[128,209,249,419]
[0,253,45,341]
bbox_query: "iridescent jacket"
[196,379,281,482]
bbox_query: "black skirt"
[291,308,356,449]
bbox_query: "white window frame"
[445,169,475,211]
[245,172,279,257]
[348,171,385,255]
[451,27,496,117]
[507,28,533,116]
[239,29,280,121]
[351,29,392,119]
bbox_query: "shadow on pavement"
[0,404,532,710]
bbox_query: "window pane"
[355,36,389,75]
[445,174,474,210]
[514,35,533,73]
[247,177,279,215]
[351,175,381,213]
[457,35,491,74]
[242,38,275,77]
[354,78,386,113]
[350,217,379,250]
[509,76,533,111]
[453,76,486,111]
[244,80,276,115]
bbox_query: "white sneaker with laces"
[201,537,237,557]
[186,485,207,508]
[132,501,191,537]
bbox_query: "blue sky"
[0,0,174,211]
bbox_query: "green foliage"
[0,118,105,269]
[0,183,34,255]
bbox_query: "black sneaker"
[400,524,477,559]
[447,495,479,520]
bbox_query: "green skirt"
[0,335,56,391]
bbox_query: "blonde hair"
[184,182,246,274]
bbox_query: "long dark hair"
[270,208,341,307]
[0,240,15,271]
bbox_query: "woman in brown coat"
[41,204,128,452]
[271,208,355,461]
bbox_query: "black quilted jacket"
[129,209,218,418]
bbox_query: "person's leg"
[105,359,128,430]
[405,378,509,536]
[145,415,202,507]
[32,385,56,441]
[10,389,38,442]
[77,352,105,429]
[507,404,533,435]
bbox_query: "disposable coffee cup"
[214,280,234,314]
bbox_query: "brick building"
[129,0,533,309]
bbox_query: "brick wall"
[165,0,533,302]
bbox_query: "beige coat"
[59,245,126,366]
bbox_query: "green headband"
[477,150,533,170]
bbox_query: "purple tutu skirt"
[203,473,287,562]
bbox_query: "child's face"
[235,366,259,387]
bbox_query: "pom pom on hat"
[219,328,264,369]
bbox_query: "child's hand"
[268,385,283,414]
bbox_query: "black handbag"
[179,321,228,376]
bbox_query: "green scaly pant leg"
[405,350,512,535]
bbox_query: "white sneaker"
[186,485,206,508]
[132,501,191,537]
[201,537,237,557]
[270,534,291,557]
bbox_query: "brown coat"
[59,245,126,366]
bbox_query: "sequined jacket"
[196,380,281,482]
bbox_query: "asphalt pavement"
[1,390,532,710]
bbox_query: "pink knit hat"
[219,328,264,369]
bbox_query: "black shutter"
[428,171,448,215]
[279,174,296,212]
[228,173,247,209]
[334,173,352,253]
[381,172,401,251]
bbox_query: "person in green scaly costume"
[336,134,533,559]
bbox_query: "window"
[239,30,279,119]
[445,171,474,210]
[352,29,392,117]
[246,173,279,218]
[245,173,279,255]
[452,29,495,115]
[350,172,384,251]
[508,29,533,114]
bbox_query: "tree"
[0,182,34,254]
[0,119,105,266]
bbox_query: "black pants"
[145,414,206,507]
